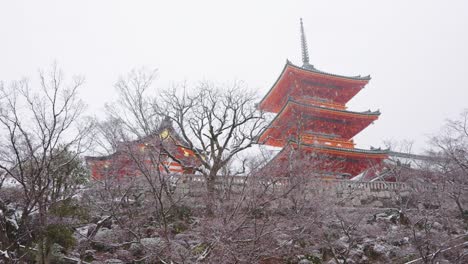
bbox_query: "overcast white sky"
[1,0,467,152]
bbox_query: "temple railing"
[171,174,458,193]
[173,174,410,190]
[333,180,410,191]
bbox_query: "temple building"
[257,19,388,179]
[86,118,198,180]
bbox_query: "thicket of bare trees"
[0,65,94,263]
[429,110,468,219]
[85,68,466,263]
[1,66,467,263]
[376,112,468,263]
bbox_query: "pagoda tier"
[258,61,371,113]
[260,142,388,178]
[258,99,380,147]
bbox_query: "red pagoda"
[258,19,388,179]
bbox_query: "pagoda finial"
[300,18,314,70]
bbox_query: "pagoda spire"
[300,18,314,70]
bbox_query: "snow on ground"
[2,176,20,187]
[6,214,19,230]
[0,250,10,259]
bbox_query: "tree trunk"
[38,196,50,264]
[205,172,217,216]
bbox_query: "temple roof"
[270,99,380,127]
[258,62,371,112]
[293,141,389,156]
[274,140,389,161]
[286,98,380,116]
[257,141,389,178]
[259,19,371,112]
[258,99,380,145]
[86,117,193,161]
[288,60,371,81]
[261,139,388,157]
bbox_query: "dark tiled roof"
[289,98,380,116]
[288,60,371,81]
[296,141,390,155]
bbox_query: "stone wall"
[171,175,421,208]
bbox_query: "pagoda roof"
[259,61,371,112]
[259,99,380,144]
[285,98,381,117]
[263,139,388,159]
[291,141,389,157]
[289,61,371,81]
[257,141,388,178]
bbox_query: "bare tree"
[158,82,267,214]
[103,68,160,140]
[0,65,94,263]
[377,122,468,263]
[429,110,468,219]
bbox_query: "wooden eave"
[289,141,389,159]
[259,142,388,177]
[258,99,380,142]
[258,61,371,112]
[264,141,388,161]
